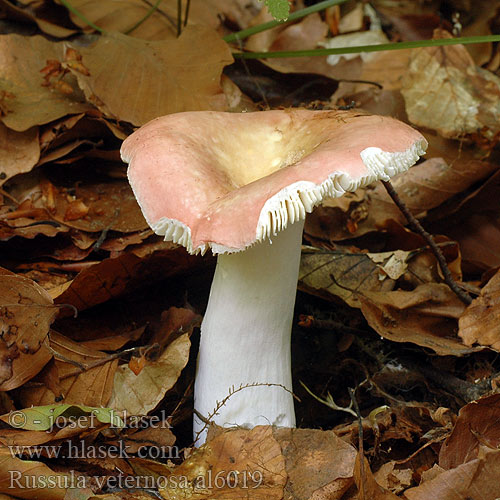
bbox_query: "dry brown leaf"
[305,152,498,242]
[0,34,90,132]
[299,247,398,307]
[439,394,500,470]
[359,283,475,356]
[149,306,201,350]
[274,427,356,500]
[373,462,413,495]
[0,0,77,39]
[159,426,286,500]
[401,30,500,141]
[435,167,500,271]
[458,270,500,349]
[0,271,56,390]
[62,0,221,40]
[51,241,203,310]
[406,448,500,500]
[16,331,118,408]
[108,333,190,415]
[67,27,233,126]
[353,453,399,500]
[0,124,39,186]
[0,452,67,499]
[39,173,147,233]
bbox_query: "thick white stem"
[193,219,305,445]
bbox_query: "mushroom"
[120,109,427,445]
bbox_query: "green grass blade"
[223,0,348,44]
[233,34,500,59]
[59,0,107,33]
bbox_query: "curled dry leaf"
[40,174,147,233]
[0,269,56,390]
[159,426,286,500]
[0,453,67,500]
[305,153,499,242]
[51,241,204,311]
[0,124,39,186]
[439,394,500,470]
[274,427,356,500]
[0,34,90,132]
[62,0,220,40]
[108,333,190,415]
[458,269,500,349]
[359,283,475,356]
[67,27,233,127]
[299,247,399,308]
[353,453,400,500]
[401,29,500,141]
[16,331,119,408]
[406,448,500,500]
[0,0,77,39]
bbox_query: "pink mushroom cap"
[121,109,427,254]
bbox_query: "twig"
[348,387,365,500]
[381,180,472,305]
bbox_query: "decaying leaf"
[62,0,221,40]
[0,453,68,499]
[51,241,204,310]
[305,153,499,242]
[108,333,190,415]
[67,27,233,126]
[275,427,356,500]
[359,283,475,356]
[159,426,286,500]
[0,124,39,186]
[299,247,398,307]
[439,394,500,470]
[458,269,500,349]
[353,453,400,500]
[0,34,90,131]
[0,270,56,390]
[406,448,500,499]
[401,29,500,141]
[16,331,118,408]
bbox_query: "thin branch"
[381,180,472,305]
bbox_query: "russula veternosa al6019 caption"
[120,109,427,445]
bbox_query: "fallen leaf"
[51,241,204,310]
[0,271,56,390]
[353,453,399,500]
[62,0,221,40]
[0,452,67,499]
[16,331,118,408]
[67,27,233,126]
[0,34,90,132]
[401,29,500,141]
[299,246,398,307]
[108,333,190,415]
[458,269,500,349]
[406,448,500,500]
[305,153,498,242]
[159,426,286,499]
[0,124,39,186]
[0,0,77,38]
[359,283,475,356]
[439,394,500,470]
[275,427,356,500]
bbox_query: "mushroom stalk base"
[194,219,304,445]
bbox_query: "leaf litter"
[1,0,500,498]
